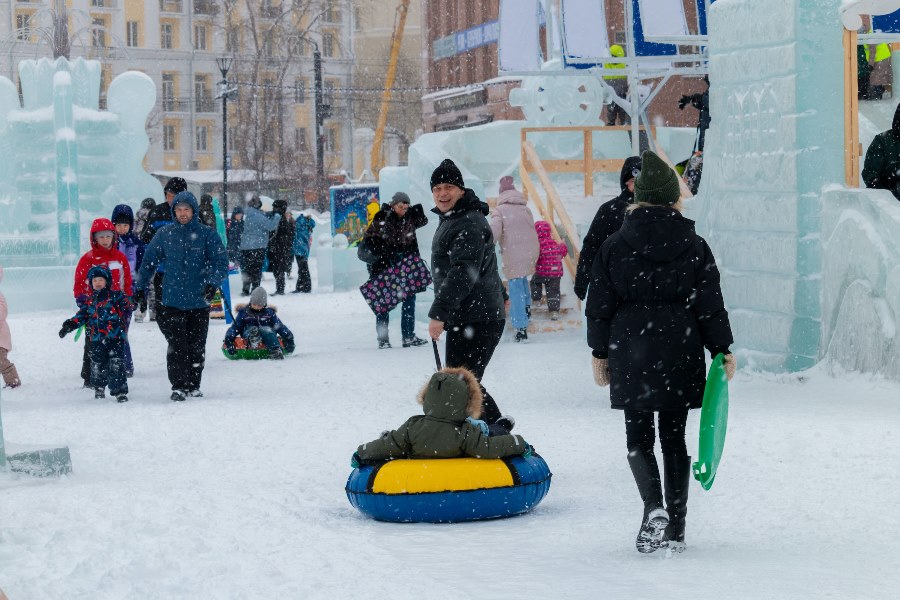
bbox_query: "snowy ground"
[1,273,898,599]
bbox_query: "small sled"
[221,336,292,360]
[693,353,729,490]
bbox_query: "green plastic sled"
[692,353,729,490]
[221,338,292,360]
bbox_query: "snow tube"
[221,336,292,360]
[345,454,552,523]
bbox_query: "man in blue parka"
[136,191,228,401]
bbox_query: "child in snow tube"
[346,368,551,522]
[222,287,295,360]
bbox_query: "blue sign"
[433,20,499,61]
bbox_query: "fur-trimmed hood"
[417,367,483,421]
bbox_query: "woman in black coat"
[267,199,295,295]
[363,192,429,348]
[585,150,735,554]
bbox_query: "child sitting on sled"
[223,287,295,360]
[351,367,532,467]
[59,264,133,402]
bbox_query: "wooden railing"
[518,125,693,282]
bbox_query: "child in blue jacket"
[223,287,295,359]
[291,213,316,293]
[59,265,133,402]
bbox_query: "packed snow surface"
[1,278,898,599]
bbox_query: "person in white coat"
[490,176,540,342]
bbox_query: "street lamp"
[216,56,234,217]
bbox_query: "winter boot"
[1,363,20,388]
[514,328,528,342]
[662,453,691,553]
[171,389,187,402]
[187,389,204,397]
[269,349,285,360]
[402,336,427,348]
[627,449,669,553]
[116,394,129,403]
[94,387,106,399]
[378,340,392,349]
[549,311,560,321]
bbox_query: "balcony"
[90,0,118,8]
[159,0,183,14]
[195,98,217,113]
[193,0,218,16]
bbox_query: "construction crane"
[370,0,410,180]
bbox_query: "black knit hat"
[430,159,465,190]
[164,176,187,195]
[634,150,680,205]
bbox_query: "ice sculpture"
[0,57,161,310]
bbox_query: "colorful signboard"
[330,184,378,244]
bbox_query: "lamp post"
[216,56,233,217]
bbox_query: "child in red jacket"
[73,218,133,386]
[531,220,568,320]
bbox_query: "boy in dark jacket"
[59,265,133,402]
[352,367,531,465]
[223,287,295,360]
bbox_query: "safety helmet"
[609,44,625,58]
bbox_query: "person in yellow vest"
[366,196,380,225]
[604,44,630,126]
[870,42,892,100]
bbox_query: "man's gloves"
[466,416,490,437]
[203,285,219,303]
[723,353,737,381]
[574,284,587,302]
[592,357,610,387]
[522,443,534,459]
[59,319,77,338]
[350,452,362,469]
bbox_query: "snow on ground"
[1,274,898,599]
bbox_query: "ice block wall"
[0,57,162,311]
[694,0,845,372]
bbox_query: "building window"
[326,0,341,23]
[161,23,173,49]
[324,80,335,107]
[322,31,334,58]
[163,124,177,151]
[295,128,308,152]
[326,127,338,153]
[294,79,306,104]
[195,75,210,112]
[92,18,106,47]
[228,126,237,151]
[162,73,176,111]
[226,26,239,52]
[196,125,208,152]
[126,21,139,47]
[194,24,207,50]
[15,14,30,41]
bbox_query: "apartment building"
[0,0,354,200]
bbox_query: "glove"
[592,356,610,387]
[75,294,89,309]
[574,284,587,302]
[282,338,296,354]
[723,353,736,382]
[225,344,237,356]
[203,284,219,303]
[59,319,75,338]
[350,452,361,469]
[466,416,490,437]
[678,95,690,110]
[522,443,534,459]
[132,289,145,307]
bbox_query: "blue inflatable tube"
[345,454,552,523]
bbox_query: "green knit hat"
[634,150,680,205]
